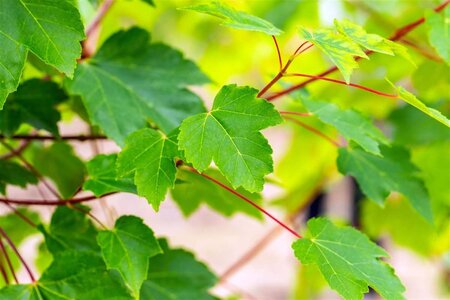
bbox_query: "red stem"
[188,168,302,239]
[284,116,341,147]
[0,192,116,206]
[0,259,9,285]
[0,238,18,284]
[85,0,115,37]
[272,36,283,71]
[265,0,450,101]
[279,111,312,117]
[285,73,398,98]
[0,228,34,282]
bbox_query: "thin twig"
[85,0,115,37]
[188,167,302,239]
[0,140,31,160]
[279,111,312,117]
[0,228,34,282]
[0,259,9,285]
[0,238,17,284]
[284,73,398,98]
[272,35,283,71]
[265,0,450,101]
[0,141,60,199]
[2,202,37,227]
[283,116,342,147]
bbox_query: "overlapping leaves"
[66,27,208,145]
[300,20,409,83]
[337,145,432,222]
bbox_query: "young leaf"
[184,1,283,36]
[171,169,263,219]
[66,27,208,145]
[0,251,133,300]
[178,84,283,193]
[299,27,367,83]
[0,0,84,108]
[334,19,396,55]
[39,205,99,255]
[387,79,450,128]
[337,145,433,222]
[334,19,411,63]
[97,216,162,298]
[425,7,449,63]
[0,160,37,194]
[84,154,137,197]
[116,128,179,210]
[32,142,86,199]
[0,79,67,136]
[302,97,388,155]
[141,239,217,300]
[292,218,405,300]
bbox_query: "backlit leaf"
[302,97,388,155]
[299,27,367,83]
[184,1,282,35]
[387,79,450,128]
[425,7,450,63]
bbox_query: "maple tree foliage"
[0,1,449,300]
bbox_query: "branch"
[187,167,302,239]
[0,192,116,206]
[85,0,115,38]
[265,0,450,101]
[272,36,283,71]
[0,134,108,141]
[2,202,37,227]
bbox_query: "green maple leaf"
[178,84,282,193]
[116,128,179,210]
[83,154,137,197]
[97,216,162,298]
[292,218,405,300]
[0,160,37,195]
[299,27,368,83]
[0,251,133,300]
[183,1,282,36]
[32,142,86,199]
[0,79,67,136]
[140,239,217,300]
[425,7,449,63]
[66,27,208,145]
[302,97,388,155]
[334,19,412,63]
[337,145,433,222]
[171,169,263,220]
[0,0,84,108]
[387,79,450,128]
[39,205,99,255]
